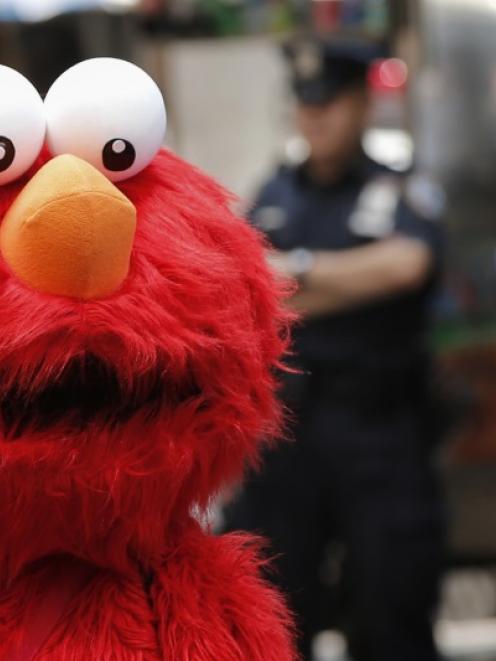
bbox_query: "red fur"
[0,150,296,659]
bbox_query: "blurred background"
[3,1,496,659]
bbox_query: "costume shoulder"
[151,522,297,661]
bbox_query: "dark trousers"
[224,390,445,661]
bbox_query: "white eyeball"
[0,66,46,185]
[44,58,167,183]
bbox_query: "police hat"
[284,35,387,105]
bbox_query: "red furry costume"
[0,61,296,660]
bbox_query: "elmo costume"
[0,59,296,660]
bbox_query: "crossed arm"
[270,236,434,317]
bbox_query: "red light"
[369,58,409,92]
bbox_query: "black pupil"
[103,139,136,172]
[0,137,15,173]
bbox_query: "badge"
[293,41,324,81]
[348,176,401,238]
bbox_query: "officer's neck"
[305,150,362,187]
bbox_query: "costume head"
[0,59,289,582]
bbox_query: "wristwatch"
[286,247,315,286]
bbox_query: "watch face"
[253,206,288,232]
[289,248,315,278]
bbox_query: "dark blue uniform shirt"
[251,156,444,382]
[226,159,446,661]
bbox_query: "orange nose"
[0,155,137,300]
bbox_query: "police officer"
[224,35,445,661]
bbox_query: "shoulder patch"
[404,174,446,221]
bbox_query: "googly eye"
[0,66,46,185]
[44,58,167,183]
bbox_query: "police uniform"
[224,38,445,661]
